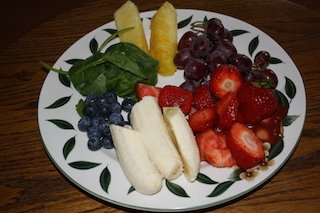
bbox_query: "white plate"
[38,9,306,212]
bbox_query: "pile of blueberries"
[77,91,136,151]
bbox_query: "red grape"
[191,35,214,59]
[184,58,208,81]
[174,48,194,69]
[206,18,225,41]
[178,31,198,51]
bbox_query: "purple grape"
[206,18,224,41]
[214,39,237,59]
[178,31,197,51]
[174,48,194,69]
[184,58,208,81]
[191,34,214,59]
[179,80,198,93]
[254,51,271,69]
[208,50,227,72]
[229,53,253,75]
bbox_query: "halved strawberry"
[188,107,217,133]
[210,64,243,99]
[135,83,161,100]
[196,129,236,167]
[237,83,278,125]
[226,123,265,169]
[215,92,243,130]
[158,85,193,114]
[193,84,216,110]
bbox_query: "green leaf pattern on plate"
[43,14,300,199]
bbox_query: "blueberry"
[85,103,98,118]
[109,113,124,126]
[87,127,102,139]
[104,91,117,103]
[78,116,91,132]
[121,98,136,112]
[100,103,112,117]
[110,102,122,113]
[98,96,109,105]
[101,135,114,149]
[85,94,98,105]
[87,137,102,151]
[99,120,110,136]
[91,117,100,127]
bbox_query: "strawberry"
[135,83,161,100]
[209,64,243,99]
[193,84,216,110]
[188,107,217,133]
[252,105,288,144]
[158,85,193,114]
[237,83,278,125]
[196,129,236,167]
[226,123,265,169]
[215,92,243,130]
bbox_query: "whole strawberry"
[237,83,278,125]
[193,84,216,110]
[158,85,193,114]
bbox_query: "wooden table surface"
[1,0,320,212]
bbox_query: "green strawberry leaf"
[283,115,299,126]
[128,186,135,194]
[63,136,76,160]
[59,73,70,87]
[207,181,234,197]
[90,38,99,54]
[249,36,259,56]
[178,15,193,29]
[268,138,284,160]
[270,57,283,64]
[100,166,111,194]
[196,173,218,184]
[230,29,249,37]
[45,96,72,109]
[68,161,101,170]
[166,180,189,197]
[47,119,74,130]
[285,77,296,100]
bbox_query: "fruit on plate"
[188,107,217,133]
[158,85,193,114]
[149,1,177,75]
[130,96,183,180]
[135,83,162,101]
[209,64,243,99]
[163,107,200,182]
[215,92,243,130]
[237,83,278,125]
[110,124,162,195]
[114,0,149,53]
[227,123,265,169]
[196,129,236,167]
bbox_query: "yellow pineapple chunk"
[114,1,149,53]
[150,1,177,76]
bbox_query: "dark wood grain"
[1,0,320,212]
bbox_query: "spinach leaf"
[68,42,158,97]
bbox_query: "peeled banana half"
[130,96,183,180]
[163,107,200,182]
[110,124,162,195]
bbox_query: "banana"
[130,96,183,180]
[163,107,200,182]
[109,124,162,195]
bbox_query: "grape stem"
[190,21,206,34]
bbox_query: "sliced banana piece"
[110,124,162,195]
[130,96,183,180]
[163,107,200,182]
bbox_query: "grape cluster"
[77,91,136,151]
[174,18,278,91]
